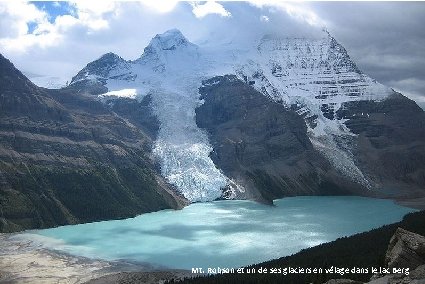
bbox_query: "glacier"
[236,32,391,188]
[69,28,393,201]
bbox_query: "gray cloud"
[1,2,424,109]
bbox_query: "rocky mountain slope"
[196,75,425,203]
[68,29,425,204]
[1,27,424,232]
[0,54,187,233]
[196,75,364,202]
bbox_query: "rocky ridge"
[0,53,187,232]
[196,75,364,202]
[63,28,425,204]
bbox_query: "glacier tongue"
[150,78,228,201]
[100,31,233,202]
[73,28,395,200]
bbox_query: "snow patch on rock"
[71,28,394,200]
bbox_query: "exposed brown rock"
[367,229,425,284]
[385,228,425,270]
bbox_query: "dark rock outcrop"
[105,94,160,140]
[195,75,425,203]
[196,75,364,202]
[337,93,425,201]
[0,54,187,233]
[322,228,425,283]
[365,228,425,283]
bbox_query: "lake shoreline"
[394,196,425,210]
[0,196,419,283]
[0,234,193,284]
[0,233,177,283]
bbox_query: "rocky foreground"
[0,233,192,284]
[324,228,425,284]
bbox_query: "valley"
[1,2,425,283]
[0,196,416,283]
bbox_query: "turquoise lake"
[19,196,415,270]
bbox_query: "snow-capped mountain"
[236,32,392,188]
[0,53,188,232]
[71,52,133,86]
[72,29,230,202]
[68,29,424,203]
[25,72,67,89]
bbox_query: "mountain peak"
[70,52,129,85]
[141,29,195,57]
[98,52,123,62]
[91,52,127,68]
[257,31,361,76]
[134,29,198,69]
[150,29,189,51]
[0,53,37,92]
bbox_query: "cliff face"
[0,54,186,233]
[66,29,425,203]
[2,26,425,230]
[195,75,425,203]
[196,75,365,202]
[336,93,425,197]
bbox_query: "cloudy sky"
[0,1,424,109]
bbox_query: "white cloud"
[0,1,120,54]
[69,1,119,31]
[138,0,179,13]
[0,1,47,38]
[0,1,57,52]
[190,1,231,18]
[248,0,325,27]
[0,1,327,79]
[0,1,423,110]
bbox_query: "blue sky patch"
[31,1,75,23]
[27,21,38,34]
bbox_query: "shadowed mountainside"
[195,76,425,204]
[0,54,187,233]
[196,75,366,203]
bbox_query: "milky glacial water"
[20,196,414,270]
